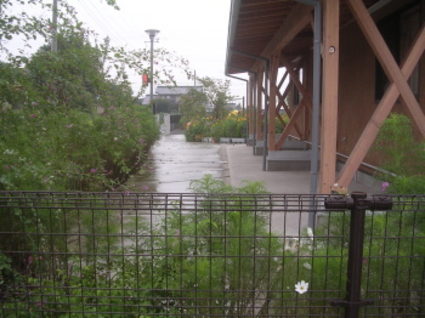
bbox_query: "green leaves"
[0,105,159,191]
[372,113,425,194]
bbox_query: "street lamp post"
[145,29,160,113]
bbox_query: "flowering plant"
[295,280,309,294]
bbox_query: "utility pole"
[51,0,58,52]
[145,29,160,113]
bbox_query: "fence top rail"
[1,191,424,214]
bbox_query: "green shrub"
[372,113,425,194]
[0,105,159,191]
[185,113,247,142]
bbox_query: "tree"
[25,32,107,110]
[179,88,208,127]
[179,77,234,127]
[198,77,233,120]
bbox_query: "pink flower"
[30,114,36,118]
[141,185,149,191]
[65,124,73,128]
[90,168,97,173]
[28,256,34,266]
[381,182,390,193]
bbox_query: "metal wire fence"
[0,191,424,317]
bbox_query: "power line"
[75,0,127,46]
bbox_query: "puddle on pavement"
[126,133,227,193]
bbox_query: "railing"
[0,191,424,317]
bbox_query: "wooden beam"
[252,4,312,70]
[281,56,312,112]
[277,88,303,137]
[320,0,340,194]
[280,55,312,112]
[277,71,288,90]
[337,25,425,188]
[276,92,311,149]
[346,0,425,137]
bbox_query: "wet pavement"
[127,131,379,195]
[128,133,227,193]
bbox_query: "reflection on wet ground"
[128,133,227,193]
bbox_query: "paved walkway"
[222,144,311,193]
[222,143,380,195]
[144,131,379,195]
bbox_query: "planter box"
[231,138,246,144]
[202,137,214,143]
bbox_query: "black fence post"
[326,192,392,318]
[345,192,368,318]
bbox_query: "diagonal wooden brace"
[346,0,425,137]
[337,2,425,188]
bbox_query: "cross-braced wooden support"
[336,0,425,190]
[274,56,312,151]
[227,0,425,194]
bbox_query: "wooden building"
[225,0,425,194]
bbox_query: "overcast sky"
[66,0,248,99]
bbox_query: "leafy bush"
[372,113,425,194]
[275,114,289,134]
[184,117,213,142]
[185,113,247,142]
[0,105,159,191]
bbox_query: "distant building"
[141,86,203,105]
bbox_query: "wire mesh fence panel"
[0,191,423,317]
[361,195,425,317]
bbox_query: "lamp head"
[145,29,160,40]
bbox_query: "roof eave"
[225,0,242,76]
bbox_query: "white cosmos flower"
[295,280,309,294]
[303,262,312,270]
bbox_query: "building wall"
[337,2,423,167]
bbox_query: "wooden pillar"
[256,70,264,140]
[248,74,255,137]
[320,0,340,193]
[268,54,279,150]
